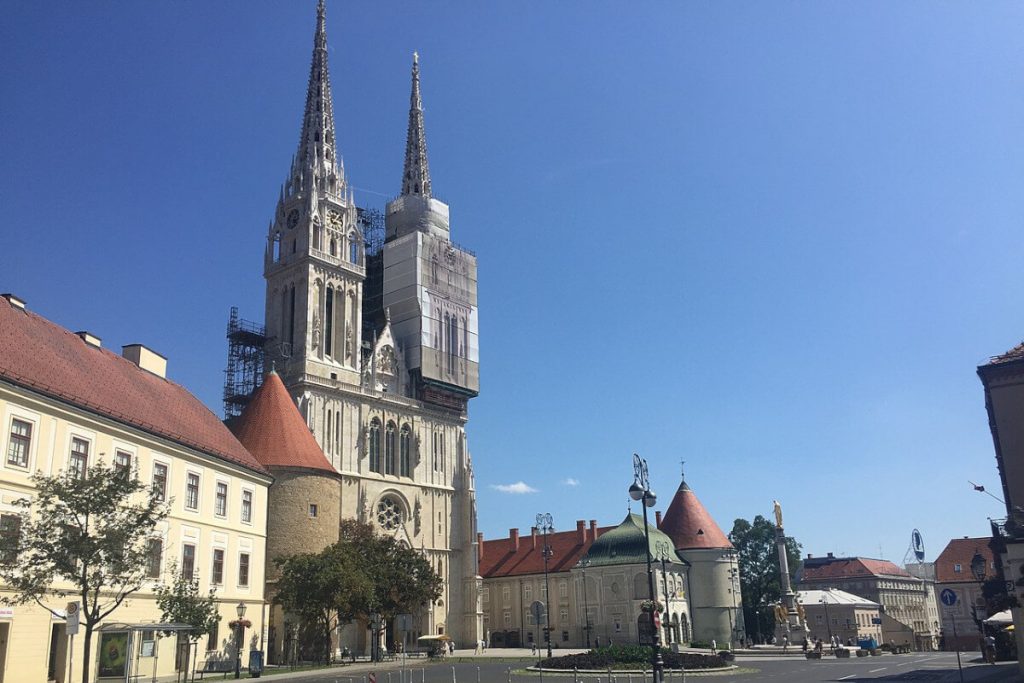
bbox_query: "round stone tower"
[231,369,342,662]
[659,474,742,648]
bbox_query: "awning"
[984,610,1013,626]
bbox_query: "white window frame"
[237,551,251,589]
[4,405,40,472]
[214,479,229,518]
[210,546,226,586]
[151,458,170,503]
[241,487,254,525]
[181,541,198,580]
[184,470,201,512]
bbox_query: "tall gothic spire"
[401,52,432,198]
[288,0,344,196]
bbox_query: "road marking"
[838,675,856,680]
[869,667,887,672]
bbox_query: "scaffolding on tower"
[223,306,267,419]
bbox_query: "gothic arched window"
[324,287,334,357]
[400,424,412,477]
[368,419,382,473]
[273,233,282,262]
[349,232,359,265]
[330,237,337,257]
[385,421,397,475]
[313,223,322,251]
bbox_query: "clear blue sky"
[3,2,1023,566]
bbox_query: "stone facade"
[796,589,882,646]
[257,2,481,650]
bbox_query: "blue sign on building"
[940,588,958,607]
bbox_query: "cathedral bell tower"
[383,53,480,411]
[264,0,365,387]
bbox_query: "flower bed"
[538,645,725,671]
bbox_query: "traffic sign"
[940,589,958,607]
[530,600,546,622]
[66,601,80,636]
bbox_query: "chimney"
[827,552,834,559]
[122,344,167,378]
[577,520,586,545]
[510,528,519,552]
[2,293,26,310]
[655,511,662,528]
[590,520,597,540]
[807,553,813,559]
[531,526,538,549]
[76,331,102,348]
[477,532,484,562]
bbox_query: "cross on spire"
[401,51,432,198]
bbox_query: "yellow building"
[0,293,272,682]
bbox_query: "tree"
[273,544,371,663]
[155,563,221,675]
[339,520,443,627]
[0,462,168,683]
[729,515,801,643]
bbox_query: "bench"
[195,658,235,679]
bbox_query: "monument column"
[773,500,807,642]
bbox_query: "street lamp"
[235,601,247,679]
[727,565,740,648]
[819,592,833,652]
[537,512,555,659]
[655,541,673,645]
[577,558,592,648]
[629,453,663,683]
[971,550,986,582]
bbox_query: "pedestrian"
[984,634,996,664]
[782,634,789,652]
[531,641,537,656]
[802,638,808,653]
[711,638,717,653]
[595,636,601,649]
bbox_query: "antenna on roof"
[680,459,686,479]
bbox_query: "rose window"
[376,496,403,530]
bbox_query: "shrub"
[539,645,724,671]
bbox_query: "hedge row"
[538,644,725,671]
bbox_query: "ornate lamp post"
[537,512,555,659]
[655,541,673,645]
[234,601,247,679]
[629,453,663,683]
[577,558,593,648]
[819,592,833,651]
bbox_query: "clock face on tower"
[287,209,300,229]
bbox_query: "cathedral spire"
[401,52,432,198]
[289,0,344,196]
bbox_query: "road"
[266,652,1021,683]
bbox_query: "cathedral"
[238,0,482,655]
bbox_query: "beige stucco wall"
[0,381,270,683]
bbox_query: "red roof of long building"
[230,371,337,474]
[480,522,612,578]
[934,537,997,584]
[0,297,267,475]
[801,557,914,581]
[658,478,733,550]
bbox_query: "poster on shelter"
[98,632,128,677]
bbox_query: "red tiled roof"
[230,371,337,474]
[801,557,913,581]
[0,298,267,475]
[934,537,997,584]
[987,342,1024,365]
[658,478,732,550]
[480,523,612,578]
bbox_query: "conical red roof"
[659,478,732,550]
[230,371,337,474]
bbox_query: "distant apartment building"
[0,294,272,682]
[933,537,1000,651]
[797,554,934,650]
[796,589,882,645]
